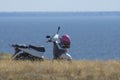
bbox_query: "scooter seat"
[29,45,45,52]
[12,44,28,48]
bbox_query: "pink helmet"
[61,34,71,45]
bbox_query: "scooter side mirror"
[46,35,51,38]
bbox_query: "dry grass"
[0,53,120,80]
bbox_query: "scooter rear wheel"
[13,52,44,61]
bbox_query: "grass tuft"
[0,53,120,80]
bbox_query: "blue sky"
[0,0,120,12]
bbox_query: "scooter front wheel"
[60,53,72,61]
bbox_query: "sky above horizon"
[0,0,120,12]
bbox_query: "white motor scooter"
[11,27,72,61]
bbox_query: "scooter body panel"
[18,47,44,58]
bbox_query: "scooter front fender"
[60,53,72,60]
